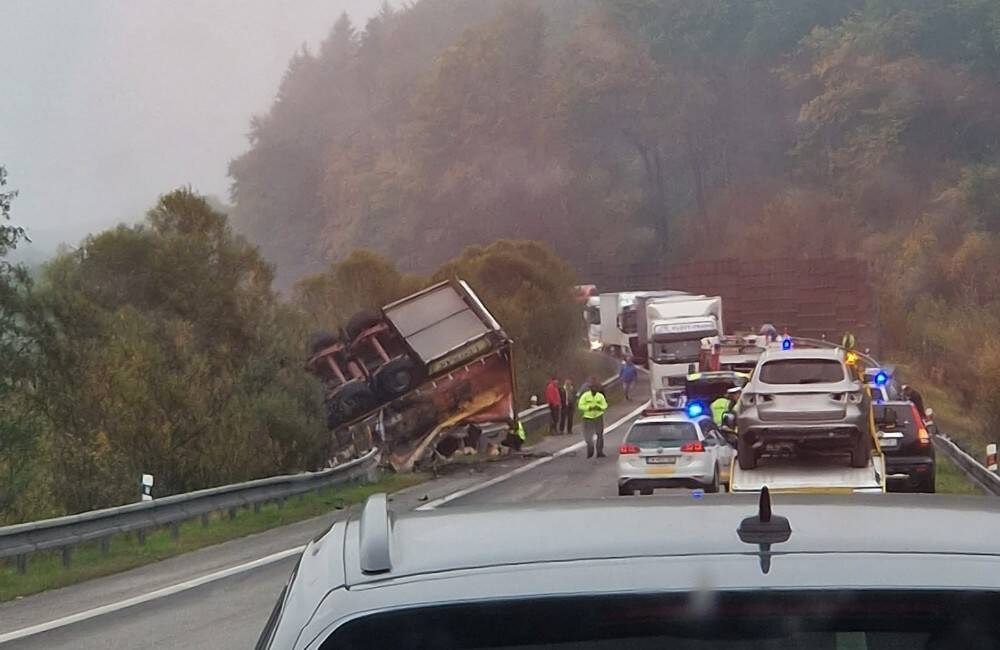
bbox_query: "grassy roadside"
[894,362,988,452]
[0,472,427,603]
[935,453,982,496]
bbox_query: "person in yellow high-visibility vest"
[578,377,609,459]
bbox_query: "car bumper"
[616,456,715,487]
[740,424,864,443]
[885,455,935,485]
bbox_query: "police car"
[864,365,902,402]
[616,403,734,495]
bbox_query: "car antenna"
[737,486,792,574]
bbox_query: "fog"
[1,0,385,260]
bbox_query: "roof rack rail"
[359,493,392,574]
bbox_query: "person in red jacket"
[544,375,562,435]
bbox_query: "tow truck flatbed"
[730,454,885,494]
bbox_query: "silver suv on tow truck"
[735,347,873,470]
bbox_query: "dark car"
[875,400,936,493]
[257,492,1000,649]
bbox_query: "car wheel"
[850,431,872,468]
[639,488,654,496]
[919,472,936,493]
[345,309,383,341]
[705,465,720,493]
[737,436,757,470]
[617,485,633,496]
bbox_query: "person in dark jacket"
[559,378,576,434]
[544,375,562,434]
[902,385,927,421]
[619,357,638,401]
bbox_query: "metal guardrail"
[933,435,1000,496]
[0,448,380,573]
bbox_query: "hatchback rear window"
[627,422,697,447]
[759,359,845,384]
[874,404,918,435]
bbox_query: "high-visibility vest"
[841,332,856,349]
[577,391,608,420]
[711,397,730,425]
[515,421,526,441]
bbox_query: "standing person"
[902,385,927,421]
[560,377,576,434]
[578,377,609,458]
[619,356,638,401]
[544,375,562,434]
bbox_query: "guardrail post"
[61,546,72,568]
[170,522,180,540]
[137,529,146,545]
[227,507,237,520]
[100,536,110,556]
[988,443,997,474]
[201,513,209,527]
[253,502,261,513]
[15,554,26,575]
[277,497,286,509]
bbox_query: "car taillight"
[619,444,640,455]
[680,441,704,453]
[912,405,932,445]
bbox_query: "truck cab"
[597,290,690,360]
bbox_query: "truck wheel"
[737,436,757,470]
[850,431,871,468]
[618,484,634,496]
[308,330,340,357]
[374,357,424,399]
[706,465,720,493]
[345,309,383,341]
[327,382,378,429]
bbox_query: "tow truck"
[724,338,887,494]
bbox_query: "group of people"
[544,375,610,459]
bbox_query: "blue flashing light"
[874,370,888,386]
[781,337,793,351]
[687,402,705,418]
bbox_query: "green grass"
[894,361,986,450]
[934,453,982,496]
[0,472,427,602]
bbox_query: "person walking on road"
[902,385,927,422]
[544,375,562,434]
[559,378,576,434]
[578,377,609,458]
[619,356,638,401]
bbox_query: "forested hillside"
[232,0,1000,429]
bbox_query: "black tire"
[326,381,378,429]
[737,436,757,470]
[639,488,654,496]
[308,330,340,357]
[618,484,633,496]
[373,356,424,400]
[919,472,936,494]
[705,465,720,493]
[850,431,872,468]
[345,309,383,341]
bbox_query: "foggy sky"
[2,0,385,260]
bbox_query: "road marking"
[416,401,649,511]
[0,545,305,644]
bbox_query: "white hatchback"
[617,409,734,495]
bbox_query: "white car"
[617,406,735,495]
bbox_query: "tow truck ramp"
[730,454,885,494]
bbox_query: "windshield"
[759,360,846,385]
[627,422,697,447]
[652,340,702,363]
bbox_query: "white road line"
[0,545,305,645]
[416,401,649,511]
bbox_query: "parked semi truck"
[596,290,689,361]
[637,294,723,408]
[306,279,517,471]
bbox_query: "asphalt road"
[0,381,650,649]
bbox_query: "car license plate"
[646,456,676,465]
[879,437,898,449]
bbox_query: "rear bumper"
[619,477,713,491]
[616,456,714,486]
[742,425,864,444]
[885,455,935,484]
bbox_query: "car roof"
[758,347,845,362]
[339,495,1000,587]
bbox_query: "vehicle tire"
[617,484,633,497]
[326,381,378,429]
[373,357,424,400]
[345,309,383,341]
[919,472,936,494]
[308,330,340,357]
[706,465,720,493]
[737,436,757,470]
[639,488,654,496]
[850,431,872,468]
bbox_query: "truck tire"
[706,465,721,493]
[326,381,378,429]
[374,357,423,400]
[345,309,383,341]
[618,484,634,496]
[308,330,341,357]
[737,436,757,470]
[850,431,871,468]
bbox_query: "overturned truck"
[306,279,517,471]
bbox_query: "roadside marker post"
[141,473,154,502]
[987,444,998,474]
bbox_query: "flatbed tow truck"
[726,337,886,495]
